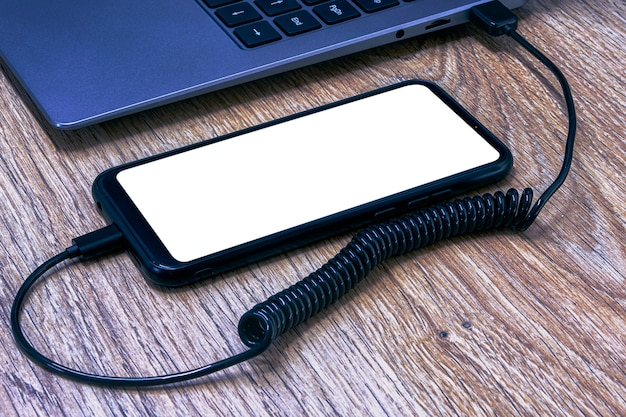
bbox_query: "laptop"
[0,0,526,129]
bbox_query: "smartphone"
[93,80,512,286]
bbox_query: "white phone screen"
[116,84,501,262]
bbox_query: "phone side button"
[407,189,453,209]
[431,189,452,201]
[407,196,429,207]
[374,207,396,218]
[195,268,215,280]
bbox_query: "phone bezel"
[92,80,512,286]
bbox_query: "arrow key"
[216,3,262,27]
[234,21,282,47]
[255,0,301,16]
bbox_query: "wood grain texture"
[1,0,624,415]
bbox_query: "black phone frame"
[92,80,513,286]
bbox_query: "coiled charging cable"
[11,2,576,387]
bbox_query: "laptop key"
[353,0,398,13]
[274,10,322,36]
[255,0,301,16]
[201,0,239,8]
[313,0,360,24]
[234,21,282,47]
[216,3,262,27]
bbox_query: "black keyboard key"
[234,21,282,47]
[352,0,398,13]
[301,0,327,5]
[274,10,322,36]
[313,0,360,24]
[201,0,238,8]
[255,0,301,16]
[216,3,262,27]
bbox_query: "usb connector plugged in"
[470,1,518,36]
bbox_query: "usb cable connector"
[470,1,519,36]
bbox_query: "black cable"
[10,226,274,387]
[507,29,576,230]
[11,1,576,386]
[469,1,577,231]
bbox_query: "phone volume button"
[431,189,452,200]
[374,207,396,218]
[408,196,429,207]
[407,189,452,209]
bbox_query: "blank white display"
[117,84,500,262]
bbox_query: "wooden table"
[1,0,624,415]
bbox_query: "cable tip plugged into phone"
[10,0,576,387]
[71,224,127,260]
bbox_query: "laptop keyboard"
[200,0,400,48]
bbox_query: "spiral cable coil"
[238,188,534,346]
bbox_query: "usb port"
[425,19,451,30]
